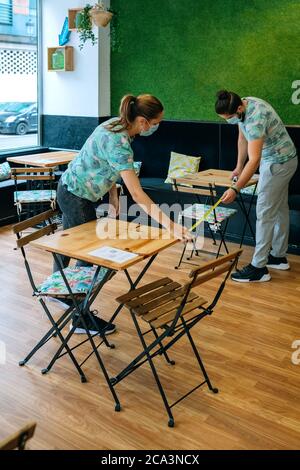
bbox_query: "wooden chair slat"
[173,177,212,186]
[0,422,36,450]
[142,292,199,322]
[118,251,241,331]
[13,209,57,233]
[189,250,242,277]
[172,185,216,196]
[191,264,233,288]
[150,297,208,329]
[11,167,56,173]
[116,277,173,303]
[17,224,57,248]
[40,293,85,298]
[172,178,217,197]
[133,285,189,315]
[142,300,182,322]
[126,281,181,308]
[12,175,55,181]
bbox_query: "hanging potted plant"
[90,2,113,27]
[76,2,116,50]
[75,4,97,50]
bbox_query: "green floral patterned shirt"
[239,97,296,164]
[62,119,134,202]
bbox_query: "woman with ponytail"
[55,94,192,336]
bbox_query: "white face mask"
[226,115,241,125]
[226,111,246,125]
[140,118,159,137]
[140,123,160,136]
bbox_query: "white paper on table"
[88,246,139,264]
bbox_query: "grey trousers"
[252,156,298,268]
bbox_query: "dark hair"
[215,90,243,115]
[107,94,164,133]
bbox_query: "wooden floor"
[1,224,300,450]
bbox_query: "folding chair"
[114,249,242,427]
[240,184,258,196]
[173,178,237,269]
[0,422,36,450]
[11,167,56,221]
[13,209,113,384]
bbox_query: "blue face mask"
[226,115,241,125]
[140,123,160,137]
[226,112,245,125]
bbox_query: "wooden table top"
[30,219,179,271]
[7,151,78,167]
[176,169,258,188]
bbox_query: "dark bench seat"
[0,179,26,226]
[133,121,300,254]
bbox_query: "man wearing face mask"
[215,90,298,283]
[55,94,192,336]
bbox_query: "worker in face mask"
[54,93,192,337]
[215,89,298,283]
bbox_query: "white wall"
[42,0,110,117]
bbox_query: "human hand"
[108,197,120,218]
[222,188,237,204]
[231,166,243,181]
[171,223,195,241]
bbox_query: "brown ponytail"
[107,94,164,133]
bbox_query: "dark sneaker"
[267,254,290,270]
[231,263,271,283]
[71,311,116,335]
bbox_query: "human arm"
[108,184,120,218]
[222,138,263,204]
[232,127,248,179]
[120,169,192,240]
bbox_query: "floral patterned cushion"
[0,162,11,181]
[38,266,109,296]
[14,189,56,203]
[165,152,201,184]
[179,203,237,225]
[240,184,258,196]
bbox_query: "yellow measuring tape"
[189,196,224,232]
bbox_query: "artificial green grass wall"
[110,0,300,124]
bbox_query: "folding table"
[175,169,258,248]
[30,218,179,411]
[8,151,78,221]
[7,150,78,167]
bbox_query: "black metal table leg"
[237,186,257,247]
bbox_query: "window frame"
[0,0,43,156]
[0,0,13,26]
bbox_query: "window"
[0,1,13,26]
[13,0,29,16]
[0,0,39,151]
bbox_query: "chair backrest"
[12,209,57,292]
[12,208,58,249]
[11,167,56,182]
[166,250,242,332]
[188,249,242,288]
[0,422,36,450]
[172,177,217,198]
